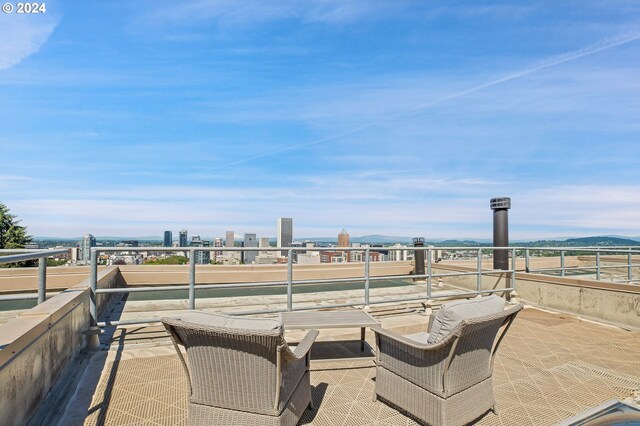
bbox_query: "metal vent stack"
[490,197,511,270]
[413,237,425,280]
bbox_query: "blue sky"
[1,0,639,240]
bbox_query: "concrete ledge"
[0,266,92,293]
[431,263,639,328]
[118,261,414,285]
[515,273,640,328]
[518,272,640,294]
[0,266,119,426]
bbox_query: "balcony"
[1,246,639,425]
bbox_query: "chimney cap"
[490,197,511,210]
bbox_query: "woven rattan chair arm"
[371,326,458,351]
[284,330,319,360]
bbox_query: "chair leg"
[309,397,316,410]
[491,404,499,415]
[372,392,378,402]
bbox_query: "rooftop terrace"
[60,304,640,426]
[1,246,639,425]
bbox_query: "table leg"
[361,327,365,352]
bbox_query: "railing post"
[628,248,633,283]
[364,248,370,307]
[426,248,432,299]
[287,249,293,311]
[476,248,482,295]
[525,249,530,273]
[38,257,47,304]
[596,250,601,281]
[511,248,517,289]
[85,249,101,350]
[90,250,98,325]
[189,249,196,310]
[560,250,565,277]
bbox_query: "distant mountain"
[95,236,163,241]
[34,236,163,242]
[351,235,413,244]
[431,240,489,246]
[601,235,640,242]
[33,236,80,241]
[564,236,640,246]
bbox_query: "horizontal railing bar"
[95,287,516,327]
[96,281,289,293]
[529,264,640,273]
[231,303,357,316]
[98,317,163,327]
[0,293,39,301]
[97,285,191,293]
[0,249,70,264]
[0,291,61,301]
[0,249,70,253]
[289,277,364,285]
[368,269,514,282]
[94,269,518,295]
[431,270,513,278]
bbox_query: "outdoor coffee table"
[280,310,379,356]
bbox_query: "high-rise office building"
[224,231,241,261]
[80,234,96,261]
[277,218,293,256]
[179,230,188,247]
[338,229,350,247]
[213,237,223,260]
[259,237,270,255]
[225,231,234,247]
[190,235,211,264]
[243,233,258,264]
[163,231,172,247]
[69,247,79,262]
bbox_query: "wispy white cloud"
[137,0,402,29]
[5,173,639,239]
[510,185,640,235]
[187,34,640,172]
[0,11,59,69]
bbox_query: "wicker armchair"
[372,302,523,426]
[162,312,318,426]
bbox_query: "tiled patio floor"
[79,306,640,426]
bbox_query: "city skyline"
[1,2,639,239]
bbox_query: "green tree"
[0,203,34,267]
[144,255,188,265]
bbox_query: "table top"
[280,310,379,329]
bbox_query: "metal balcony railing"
[2,246,638,330]
[84,245,520,327]
[521,247,640,282]
[0,248,72,304]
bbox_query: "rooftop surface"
[57,304,640,426]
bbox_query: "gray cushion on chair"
[405,332,431,344]
[426,295,506,344]
[179,312,283,334]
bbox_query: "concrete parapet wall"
[441,257,580,272]
[0,266,119,426]
[432,264,510,294]
[0,266,97,293]
[514,273,640,328]
[433,263,639,328]
[118,261,414,285]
